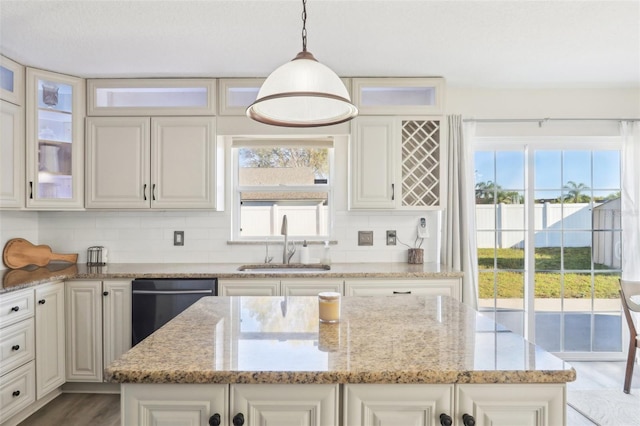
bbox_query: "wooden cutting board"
[3,238,78,269]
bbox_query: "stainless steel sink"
[238,264,330,273]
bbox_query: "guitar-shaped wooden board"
[2,238,78,269]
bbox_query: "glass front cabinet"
[26,68,84,209]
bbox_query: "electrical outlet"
[386,230,396,245]
[358,231,373,246]
[174,231,184,246]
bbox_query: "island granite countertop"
[0,262,463,293]
[104,295,575,385]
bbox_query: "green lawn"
[478,247,620,299]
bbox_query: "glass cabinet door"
[0,55,24,106]
[26,68,84,209]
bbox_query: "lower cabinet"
[344,278,461,301]
[0,281,65,424]
[34,281,65,399]
[65,280,131,382]
[120,383,565,426]
[121,383,339,426]
[280,279,343,296]
[122,383,228,426]
[218,279,280,296]
[344,384,454,426]
[456,384,565,426]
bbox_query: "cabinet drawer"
[0,290,34,328]
[346,286,453,297]
[0,318,35,376]
[0,360,36,423]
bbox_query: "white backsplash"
[0,209,440,266]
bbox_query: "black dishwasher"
[131,278,217,346]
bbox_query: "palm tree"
[563,181,590,203]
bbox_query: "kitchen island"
[105,295,575,426]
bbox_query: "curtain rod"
[463,118,640,124]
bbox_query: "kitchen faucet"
[281,215,296,264]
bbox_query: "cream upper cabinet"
[1,55,25,106]
[351,78,445,116]
[350,116,396,209]
[26,68,85,209]
[86,116,221,209]
[217,78,263,116]
[87,79,216,116]
[350,115,444,210]
[86,117,150,208]
[0,100,25,208]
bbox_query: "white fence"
[476,201,621,268]
[241,204,329,237]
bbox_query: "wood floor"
[19,393,119,426]
[18,361,639,426]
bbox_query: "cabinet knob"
[393,291,412,294]
[208,413,221,426]
[103,291,109,296]
[232,413,244,426]
[143,184,148,201]
[10,306,19,312]
[11,345,20,351]
[462,413,476,426]
[12,390,20,397]
[439,413,453,426]
[38,299,46,304]
[152,183,157,201]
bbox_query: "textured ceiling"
[1,0,638,88]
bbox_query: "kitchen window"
[231,138,334,241]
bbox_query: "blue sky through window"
[475,150,621,200]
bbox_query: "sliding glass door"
[475,139,623,359]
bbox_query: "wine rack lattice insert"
[401,120,440,206]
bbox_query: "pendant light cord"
[301,0,308,52]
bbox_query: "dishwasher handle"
[132,289,214,295]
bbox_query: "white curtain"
[442,115,478,309]
[621,121,640,280]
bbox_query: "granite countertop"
[105,295,576,385]
[0,262,463,293]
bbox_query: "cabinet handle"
[12,390,20,397]
[391,183,395,201]
[11,345,20,351]
[232,413,244,426]
[103,291,109,296]
[393,291,412,294]
[29,181,34,199]
[10,306,19,312]
[152,184,156,201]
[208,413,221,426]
[38,299,46,305]
[439,413,453,426]
[143,184,147,201]
[462,413,476,426]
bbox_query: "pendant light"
[246,0,358,127]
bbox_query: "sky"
[474,149,621,201]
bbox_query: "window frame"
[230,137,335,242]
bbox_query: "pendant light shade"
[246,1,358,127]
